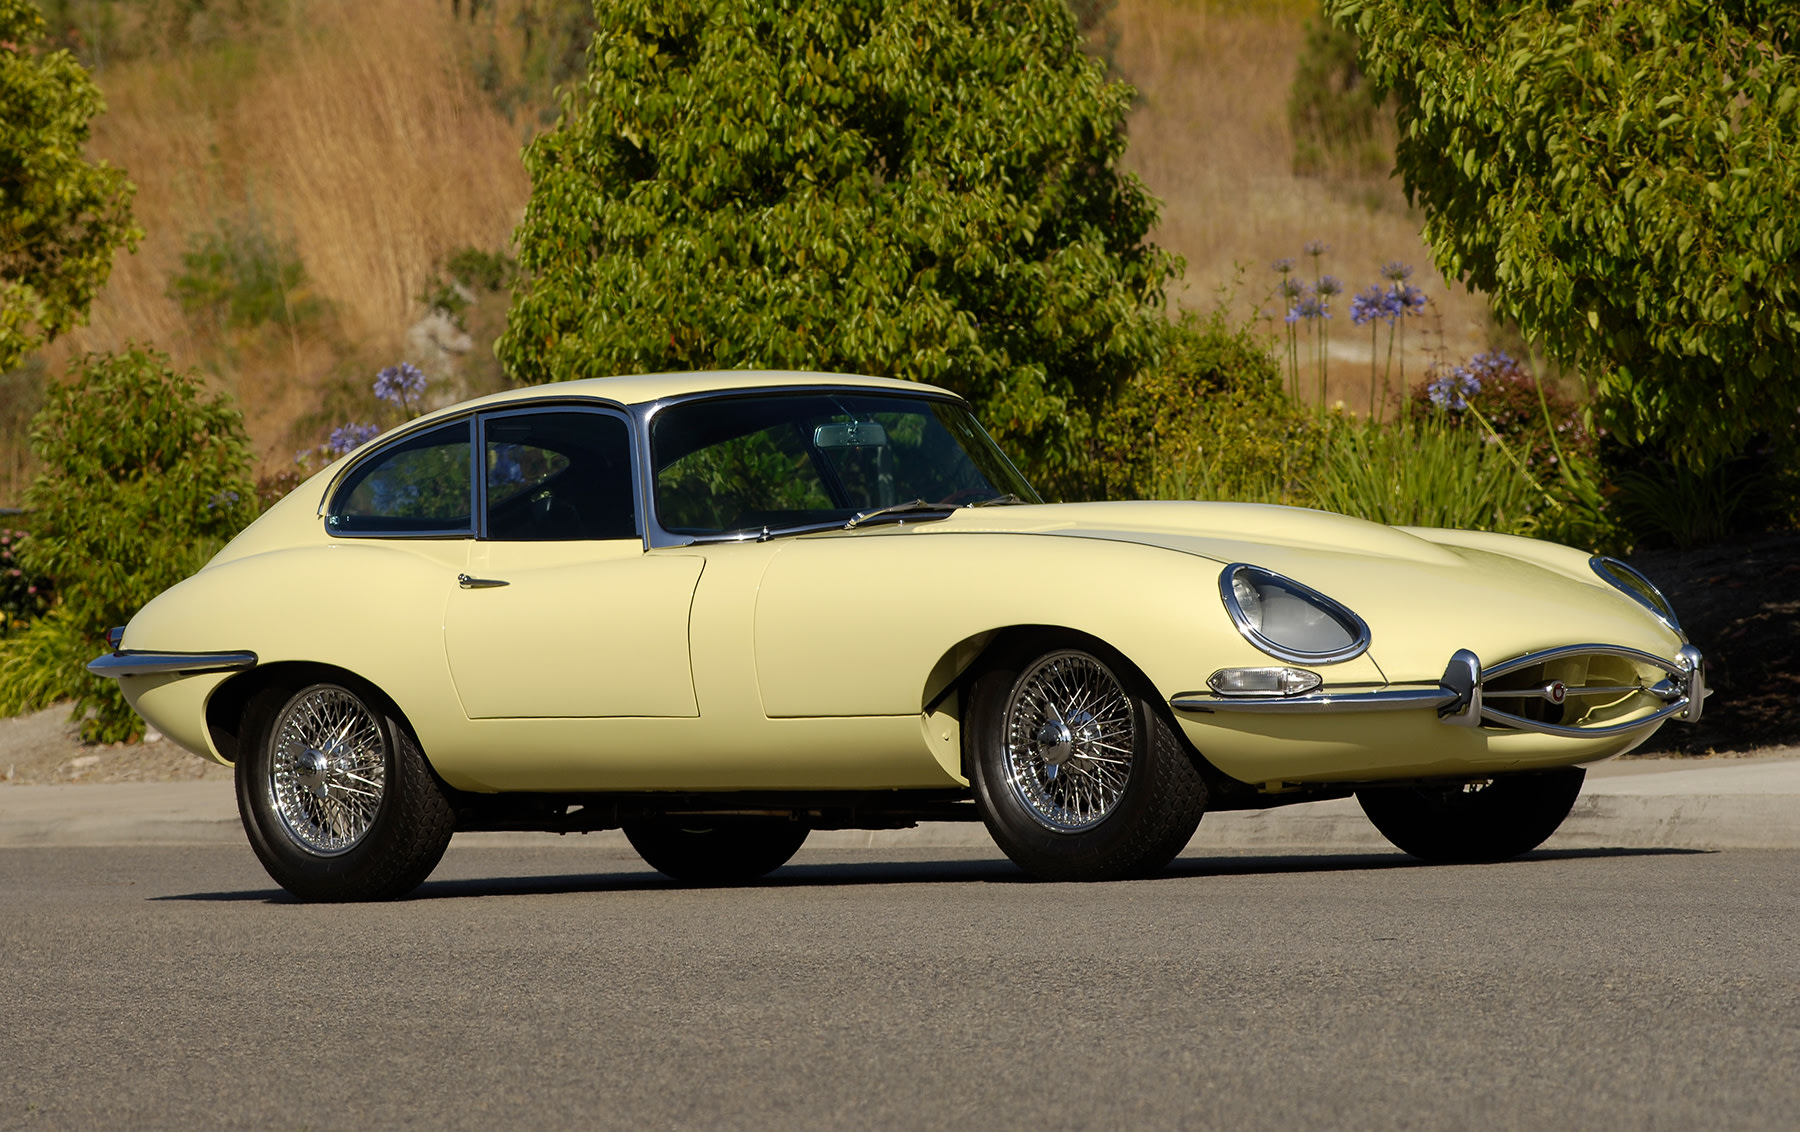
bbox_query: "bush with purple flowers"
[1412,351,1598,480]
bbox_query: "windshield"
[650,392,1039,538]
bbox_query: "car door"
[443,406,703,719]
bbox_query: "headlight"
[1590,556,1682,634]
[1218,564,1370,664]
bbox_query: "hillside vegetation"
[6,0,1495,498]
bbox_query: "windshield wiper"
[843,499,962,530]
[969,492,1029,507]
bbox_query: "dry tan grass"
[1110,0,1497,411]
[50,0,531,472]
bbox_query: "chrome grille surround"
[1476,643,1705,737]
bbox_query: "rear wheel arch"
[207,662,420,767]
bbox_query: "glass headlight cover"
[1590,556,1682,634]
[1218,564,1370,664]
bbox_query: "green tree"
[1329,0,1800,468]
[500,0,1177,496]
[0,0,141,373]
[0,348,254,742]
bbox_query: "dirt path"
[0,706,230,786]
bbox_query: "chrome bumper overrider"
[86,650,258,678]
[1171,643,1707,738]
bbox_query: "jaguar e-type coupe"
[91,371,1704,900]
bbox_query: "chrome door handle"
[458,574,509,589]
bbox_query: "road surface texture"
[2,842,1795,1130]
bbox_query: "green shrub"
[1097,311,1330,505]
[500,0,1177,501]
[167,211,318,332]
[0,347,255,742]
[0,0,142,373]
[1336,0,1800,471]
[419,245,518,331]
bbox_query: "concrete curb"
[1,755,1795,852]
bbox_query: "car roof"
[442,370,957,414]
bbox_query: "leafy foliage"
[0,0,142,373]
[500,0,1177,499]
[1330,0,1800,469]
[0,348,254,741]
[0,525,50,634]
[1096,311,1330,505]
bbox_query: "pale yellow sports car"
[91,371,1704,900]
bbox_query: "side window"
[482,411,637,541]
[328,420,473,535]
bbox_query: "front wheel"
[623,817,810,884]
[968,644,1207,881]
[236,682,455,902]
[1356,768,1586,863]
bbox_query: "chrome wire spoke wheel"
[1002,650,1136,833]
[267,687,388,856]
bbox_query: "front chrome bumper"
[1171,643,1707,739]
[86,650,258,679]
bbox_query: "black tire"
[1356,768,1586,863]
[236,681,455,902]
[967,641,1207,881]
[623,817,810,884]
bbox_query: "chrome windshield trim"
[87,650,258,679]
[635,384,1031,550]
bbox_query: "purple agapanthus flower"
[1276,276,1306,303]
[1380,261,1414,282]
[327,422,382,456]
[1315,274,1344,299]
[1303,240,1329,257]
[1393,282,1428,316]
[1349,284,1396,326]
[1272,257,1296,275]
[1287,293,1330,323]
[1426,368,1482,410]
[374,362,428,409]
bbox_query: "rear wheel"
[623,817,810,884]
[968,643,1207,881]
[1356,768,1586,863]
[236,682,454,901]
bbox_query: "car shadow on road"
[152,845,1707,903]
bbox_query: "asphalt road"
[3,842,1796,1130]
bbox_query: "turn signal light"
[1207,666,1323,698]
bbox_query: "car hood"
[909,501,1680,678]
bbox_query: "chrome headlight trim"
[1217,563,1372,665]
[1590,556,1682,635]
